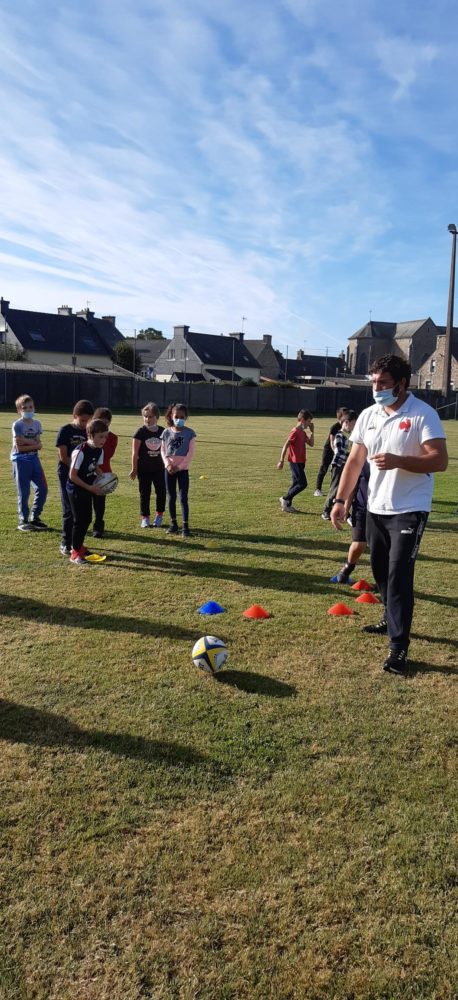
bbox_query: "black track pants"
[366,511,428,651]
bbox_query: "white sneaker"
[288,505,300,513]
[279,497,290,511]
[346,517,353,527]
[314,489,323,497]
[141,517,150,528]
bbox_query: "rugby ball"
[192,636,228,674]
[96,472,119,495]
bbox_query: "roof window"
[29,331,45,342]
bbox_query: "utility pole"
[3,320,7,404]
[133,329,137,375]
[442,224,457,400]
[72,317,77,399]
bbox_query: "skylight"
[29,331,45,342]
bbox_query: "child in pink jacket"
[160,403,196,537]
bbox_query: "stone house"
[154,326,261,383]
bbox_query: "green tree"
[137,328,164,341]
[113,340,140,373]
[0,343,25,362]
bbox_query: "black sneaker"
[336,564,354,584]
[59,543,71,556]
[30,517,48,530]
[166,523,179,535]
[92,529,104,538]
[362,618,387,635]
[383,648,408,674]
[182,525,191,537]
[17,522,33,532]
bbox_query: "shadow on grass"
[411,632,458,649]
[425,521,458,532]
[0,699,215,769]
[215,670,296,698]
[0,594,200,639]
[406,661,458,677]
[416,591,458,610]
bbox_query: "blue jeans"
[165,469,189,523]
[13,454,48,523]
[284,462,307,504]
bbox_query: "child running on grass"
[130,402,166,528]
[56,399,94,555]
[67,418,108,564]
[11,394,48,531]
[161,403,196,537]
[277,409,314,513]
[92,407,118,538]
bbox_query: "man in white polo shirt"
[330,354,448,674]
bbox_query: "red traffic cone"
[327,602,353,616]
[355,592,381,604]
[243,604,271,619]
[351,580,374,591]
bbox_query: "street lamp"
[441,223,457,399]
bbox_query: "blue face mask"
[21,410,35,420]
[373,385,399,407]
[173,417,186,427]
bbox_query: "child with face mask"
[160,403,196,537]
[11,394,48,531]
[130,402,166,528]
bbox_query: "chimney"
[262,334,272,346]
[0,297,10,314]
[102,315,116,325]
[174,325,190,339]
[76,307,95,320]
[58,305,72,315]
[229,331,244,341]
[297,349,305,361]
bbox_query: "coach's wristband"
[334,499,345,505]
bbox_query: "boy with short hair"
[11,394,48,531]
[322,410,357,520]
[92,407,118,538]
[277,409,314,512]
[314,407,350,497]
[67,418,108,564]
[56,400,94,556]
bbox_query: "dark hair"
[94,407,112,423]
[345,410,358,423]
[370,353,411,389]
[87,418,109,438]
[142,402,160,419]
[336,407,350,420]
[298,409,313,421]
[73,399,94,417]
[165,402,188,427]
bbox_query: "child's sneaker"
[70,549,85,564]
[182,524,191,537]
[152,514,163,528]
[166,522,179,535]
[92,528,104,538]
[313,489,324,497]
[141,517,150,528]
[17,522,33,531]
[59,543,71,556]
[79,546,91,556]
[30,517,48,530]
[321,512,331,520]
[279,497,292,512]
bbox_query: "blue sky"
[1,0,457,353]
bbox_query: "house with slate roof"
[347,318,438,375]
[0,298,124,369]
[154,326,261,383]
[416,326,458,391]
[123,337,170,378]
[282,349,345,382]
[243,334,283,380]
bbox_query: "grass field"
[1,409,457,1000]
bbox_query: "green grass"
[0,410,457,1000]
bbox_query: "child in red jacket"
[92,407,118,537]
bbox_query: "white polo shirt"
[350,392,446,515]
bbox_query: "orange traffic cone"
[327,603,353,616]
[351,580,374,591]
[355,592,381,604]
[243,604,271,619]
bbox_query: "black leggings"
[68,487,93,552]
[366,510,428,650]
[138,463,166,518]
[315,444,333,491]
[165,469,189,523]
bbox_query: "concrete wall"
[24,350,112,368]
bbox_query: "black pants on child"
[284,462,307,504]
[92,494,106,533]
[58,466,74,549]
[165,469,189,524]
[322,465,344,516]
[68,487,93,552]
[366,511,428,651]
[315,443,333,491]
[138,463,166,518]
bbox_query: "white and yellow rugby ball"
[192,636,229,674]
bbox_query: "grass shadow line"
[215,669,296,698]
[406,661,458,678]
[0,594,200,639]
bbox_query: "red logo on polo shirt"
[399,418,411,431]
